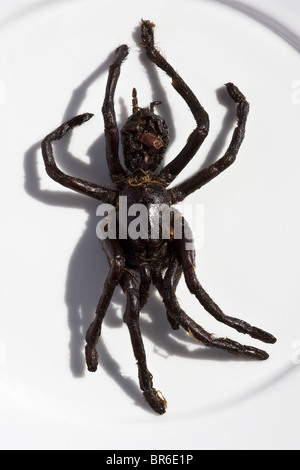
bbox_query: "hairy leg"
[155,273,270,360]
[102,44,128,183]
[151,251,271,360]
[41,113,117,203]
[141,20,209,184]
[170,83,249,203]
[163,256,182,330]
[85,239,125,371]
[121,272,167,415]
[176,231,276,344]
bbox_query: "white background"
[0,0,300,450]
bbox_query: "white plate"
[0,0,300,450]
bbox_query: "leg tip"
[115,44,129,61]
[256,350,270,361]
[251,327,277,344]
[244,345,270,361]
[264,332,277,344]
[85,345,99,372]
[83,112,94,121]
[225,82,247,103]
[69,113,93,129]
[144,389,167,415]
[141,19,156,28]
[141,19,155,48]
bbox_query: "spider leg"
[85,239,125,372]
[139,262,152,309]
[170,83,249,203]
[41,113,117,204]
[162,255,182,330]
[121,271,167,415]
[176,219,276,344]
[139,255,182,330]
[102,44,128,184]
[154,268,270,361]
[141,20,209,184]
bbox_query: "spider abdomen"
[117,181,174,268]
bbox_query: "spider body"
[42,20,276,415]
[118,191,173,276]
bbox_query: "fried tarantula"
[41,20,276,414]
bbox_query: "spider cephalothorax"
[121,89,170,172]
[42,20,276,415]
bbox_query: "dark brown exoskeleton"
[41,20,276,414]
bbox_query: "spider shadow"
[24,41,249,416]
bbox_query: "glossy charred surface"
[41,20,276,416]
[121,107,170,172]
